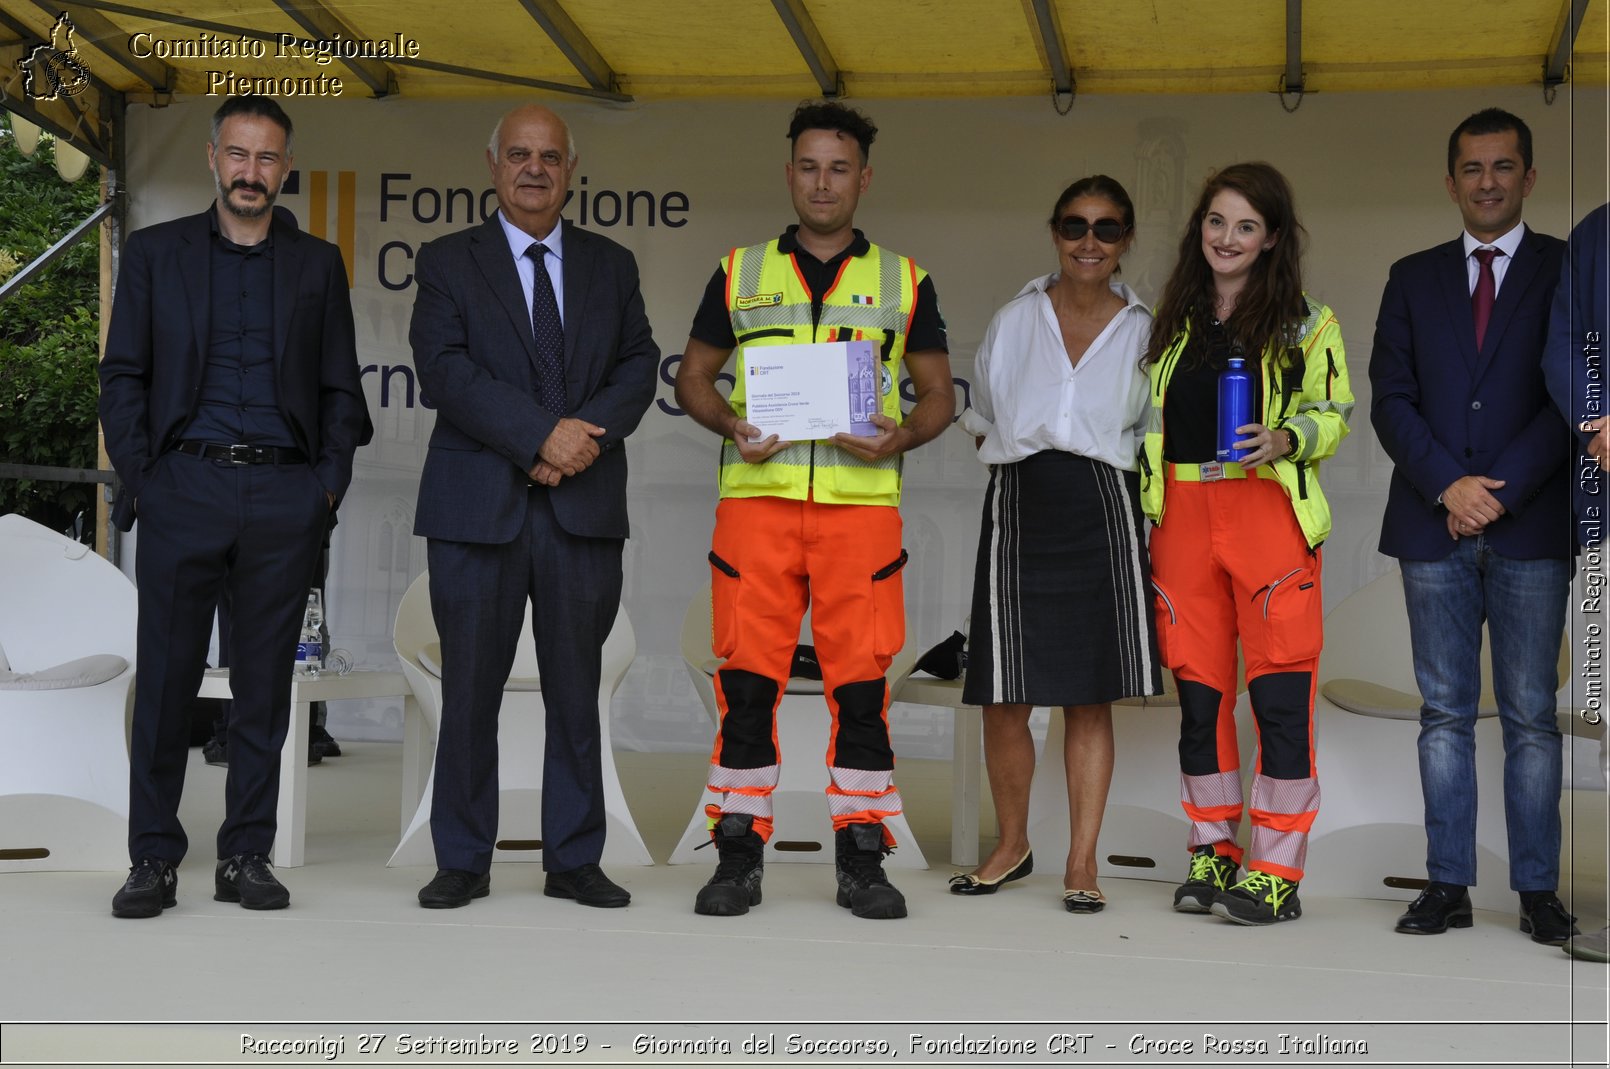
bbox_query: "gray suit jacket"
[410,215,659,543]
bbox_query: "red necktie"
[1472,246,1500,351]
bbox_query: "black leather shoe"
[418,869,489,909]
[1394,884,1472,935]
[544,863,630,908]
[1520,892,1579,946]
[112,858,177,918]
[214,853,290,910]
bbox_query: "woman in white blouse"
[949,175,1161,913]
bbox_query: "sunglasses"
[1055,216,1129,244]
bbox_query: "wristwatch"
[1280,427,1299,458]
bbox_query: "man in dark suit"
[99,95,369,918]
[409,104,658,909]
[1371,107,1576,945]
[1542,201,1609,964]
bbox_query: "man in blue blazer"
[1371,108,1575,944]
[1542,201,1609,964]
[100,96,370,917]
[409,104,658,909]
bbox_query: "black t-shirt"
[1161,320,1265,464]
[688,225,947,353]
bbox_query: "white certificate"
[743,340,879,441]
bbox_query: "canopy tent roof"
[1,0,1605,169]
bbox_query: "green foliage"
[0,111,102,536]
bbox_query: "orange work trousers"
[1149,466,1323,881]
[703,495,908,843]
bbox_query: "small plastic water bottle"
[1216,356,1253,463]
[295,591,323,679]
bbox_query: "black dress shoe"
[418,869,490,909]
[112,858,177,918]
[544,863,630,908]
[1520,892,1579,946]
[214,853,290,910]
[1394,883,1472,934]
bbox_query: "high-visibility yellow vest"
[1140,295,1354,548]
[718,238,921,506]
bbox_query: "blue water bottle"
[1216,356,1253,463]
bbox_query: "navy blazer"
[1370,225,1570,561]
[1542,203,1609,546]
[410,216,659,544]
[99,207,371,532]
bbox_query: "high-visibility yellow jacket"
[1140,295,1354,547]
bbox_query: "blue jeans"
[1400,538,1571,891]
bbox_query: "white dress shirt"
[959,274,1152,470]
[1461,220,1525,296]
[499,211,566,327]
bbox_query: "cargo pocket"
[708,550,741,660]
[1251,560,1323,665]
[1152,580,1185,670]
[870,549,908,660]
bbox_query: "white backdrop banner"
[120,87,1607,750]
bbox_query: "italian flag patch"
[850,294,875,305]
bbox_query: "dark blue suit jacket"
[99,207,371,532]
[1542,202,1609,546]
[410,216,658,544]
[1370,225,1570,562]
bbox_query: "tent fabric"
[1,0,1603,103]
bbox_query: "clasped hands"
[1443,473,1507,540]
[730,413,911,463]
[526,417,605,487]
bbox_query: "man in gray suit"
[409,104,658,909]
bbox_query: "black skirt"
[963,451,1162,707]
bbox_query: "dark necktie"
[1472,246,1500,351]
[526,242,566,413]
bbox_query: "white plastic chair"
[668,586,926,867]
[388,571,651,867]
[0,514,136,872]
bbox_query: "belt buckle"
[1198,461,1225,483]
[226,444,256,466]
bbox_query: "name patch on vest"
[734,292,784,311]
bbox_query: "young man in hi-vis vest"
[675,101,953,920]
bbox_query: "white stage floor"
[1,742,1605,1067]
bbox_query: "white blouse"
[959,274,1152,470]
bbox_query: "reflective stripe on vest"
[719,239,918,506]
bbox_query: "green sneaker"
[1173,845,1238,913]
[1211,869,1301,925]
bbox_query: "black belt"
[174,441,308,465]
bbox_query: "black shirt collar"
[777,224,870,266]
[209,204,273,256]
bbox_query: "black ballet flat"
[948,849,1034,895]
[1063,888,1106,913]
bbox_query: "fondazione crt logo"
[18,12,91,102]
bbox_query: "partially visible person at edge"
[949,175,1161,915]
[1541,200,1608,964]
[1141,162,1353,926]
[674,100,954,920]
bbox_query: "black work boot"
[834,822,907,919]
[694,813,765,916]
